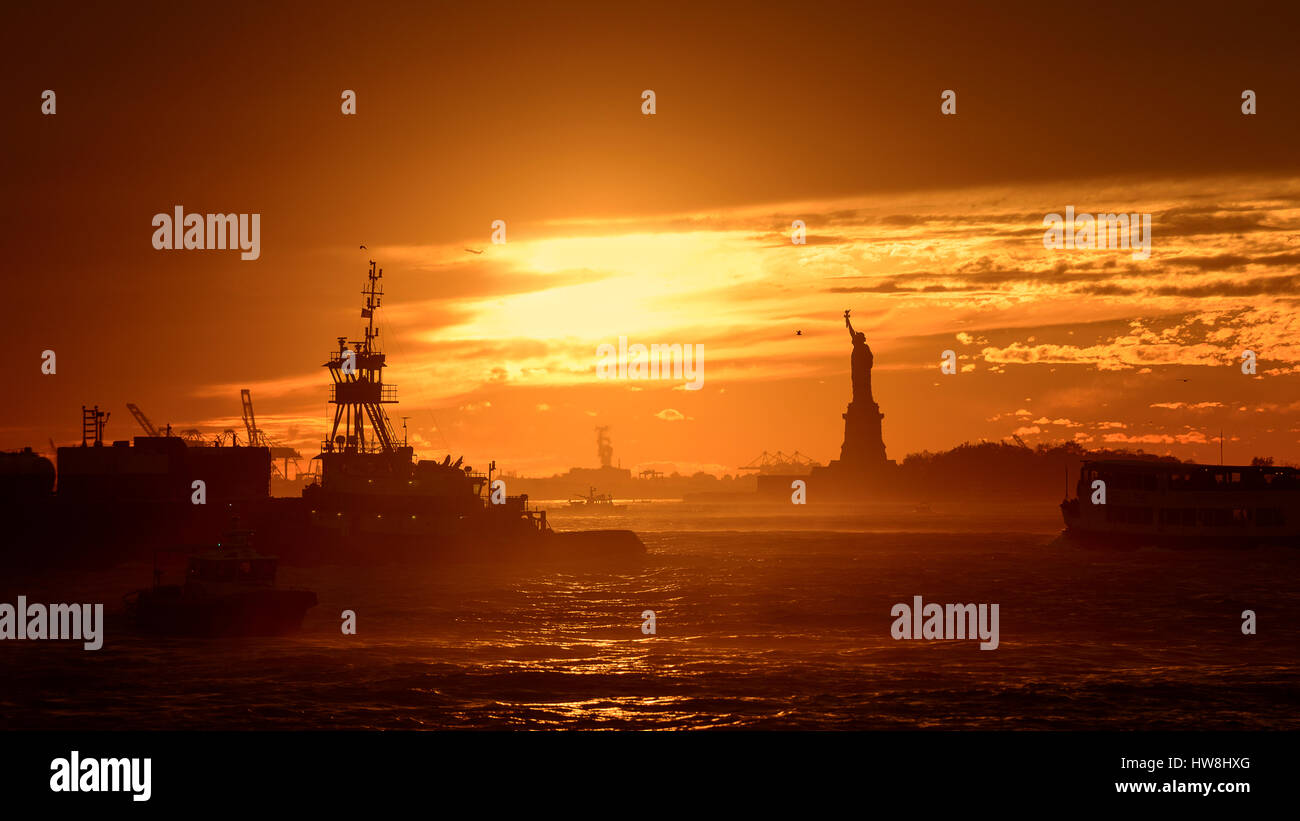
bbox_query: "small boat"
[125,528,317,636]
[567,486,626,511]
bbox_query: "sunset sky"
[5,1,1299,474]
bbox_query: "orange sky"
[5,1,1299,474]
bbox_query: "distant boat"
[124,528,317,637]
[567,486,626,511]
[1060,459,1300,548]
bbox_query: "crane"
[126,403,160,437]
[240,389,263,447]
[241,388,303,478]
[738,450,817,473]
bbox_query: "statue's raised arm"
[844,309,857,342]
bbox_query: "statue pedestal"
[760,388,895,502]
[838,400,887,467]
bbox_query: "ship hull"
[283,482,646,564]
[293,514,645,565]
[0,494,647,568]
[1057,523,1297,550]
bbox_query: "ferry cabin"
[1062,459,1299,545]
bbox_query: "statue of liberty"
[844,309,873,405]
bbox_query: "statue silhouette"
[833,309,888,470]
[845,311,873,404]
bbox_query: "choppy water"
[2,503,1297,730]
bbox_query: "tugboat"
[125,527,317,636]
[567,486,626,511]
[296,261,644,562]
[1060,458,1300,548]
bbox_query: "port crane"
[240,389,265,447]
[126,403,161,437]
[241,389,305,479]
[739,450,817,474]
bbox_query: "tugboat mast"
[323,261,399,454]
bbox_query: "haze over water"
[2,504,1296,730]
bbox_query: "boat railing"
[327,383,398,402]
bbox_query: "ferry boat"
[125,528,317,636]
[1060,459,1300,547]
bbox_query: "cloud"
[653,408,691,421]
[1102,431,1212,445]
[1033,417,1082,426]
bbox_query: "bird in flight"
[1177,378,1191,382]
[465,248,484,255]
[360,244,367,250]
[795,330,802,336]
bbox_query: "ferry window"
[1231,472,1241,484]
[1232,508,1249,525]
[1258,508,1284,527]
